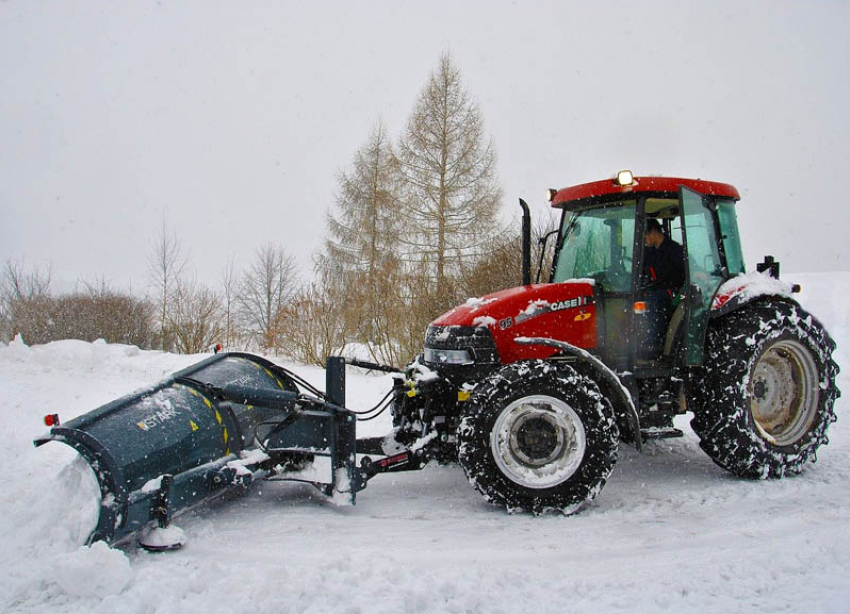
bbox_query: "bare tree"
[278,268,350,366]
[219,256,240,350]
[2,258,52,301]
[237,244,298,352]
[148,218,188,351]
[460,232,521,299]
[1,259,52,344]
[461,209,559,298]
[1,262,154,347]
[397,52,503,309]
[62,283,155,347]
[169,278,223,354]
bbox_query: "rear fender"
[711,272,800,318]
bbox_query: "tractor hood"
[430,281,597,364]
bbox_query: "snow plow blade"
[34,352,359,547]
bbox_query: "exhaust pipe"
[520,198,532,286]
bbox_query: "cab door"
[679,186,726,366]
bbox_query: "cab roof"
[551,175,741,209]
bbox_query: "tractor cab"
[547,172,744,372]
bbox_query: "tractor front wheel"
[691,299,840,478]
[457,360,619,514]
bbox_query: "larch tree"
[322,120,406,363]
[397,52,503,309]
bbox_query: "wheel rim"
[491,395,587,490]
[749,339,820,446]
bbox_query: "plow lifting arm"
[355,449,431,487]
[343,358,405,374]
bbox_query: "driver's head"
[646,219,664,247]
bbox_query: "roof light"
[615,170,635,186]
[546,188,558,202]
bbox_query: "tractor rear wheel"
[691,299,840,478]
[457,360,619,514]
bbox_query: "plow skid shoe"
[32,352,356,546]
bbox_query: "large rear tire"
[457,360,619,514]
[691,299,840,478]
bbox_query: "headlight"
[424,348,474,365]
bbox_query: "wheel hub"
[749,339,819,447]
[492,395,587,490]
[513,415,563,466]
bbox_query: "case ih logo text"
[515,295,592,325]
[550,296,590,311]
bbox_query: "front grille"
[423,325,500,387]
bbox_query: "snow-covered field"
[2,272,849,614]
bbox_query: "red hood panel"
[432,282,597,363]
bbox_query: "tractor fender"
[710,271,800,318]
[514,337,641,451]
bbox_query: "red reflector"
[44,414,59,427]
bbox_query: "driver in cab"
[642,218,685,357]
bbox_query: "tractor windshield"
[553,201,636,292]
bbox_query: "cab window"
[554,201,636,293]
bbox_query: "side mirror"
[757,255,781,279]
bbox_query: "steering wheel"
[639,269,664,291]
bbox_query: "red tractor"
[388,171,840,514]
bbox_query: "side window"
[717,200,746,275]
[681,187,725,365]
[683,209,723,277]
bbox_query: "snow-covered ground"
[2,272,849,614]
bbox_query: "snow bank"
[53,541,132,597]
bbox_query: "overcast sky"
[2,1,849,295]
